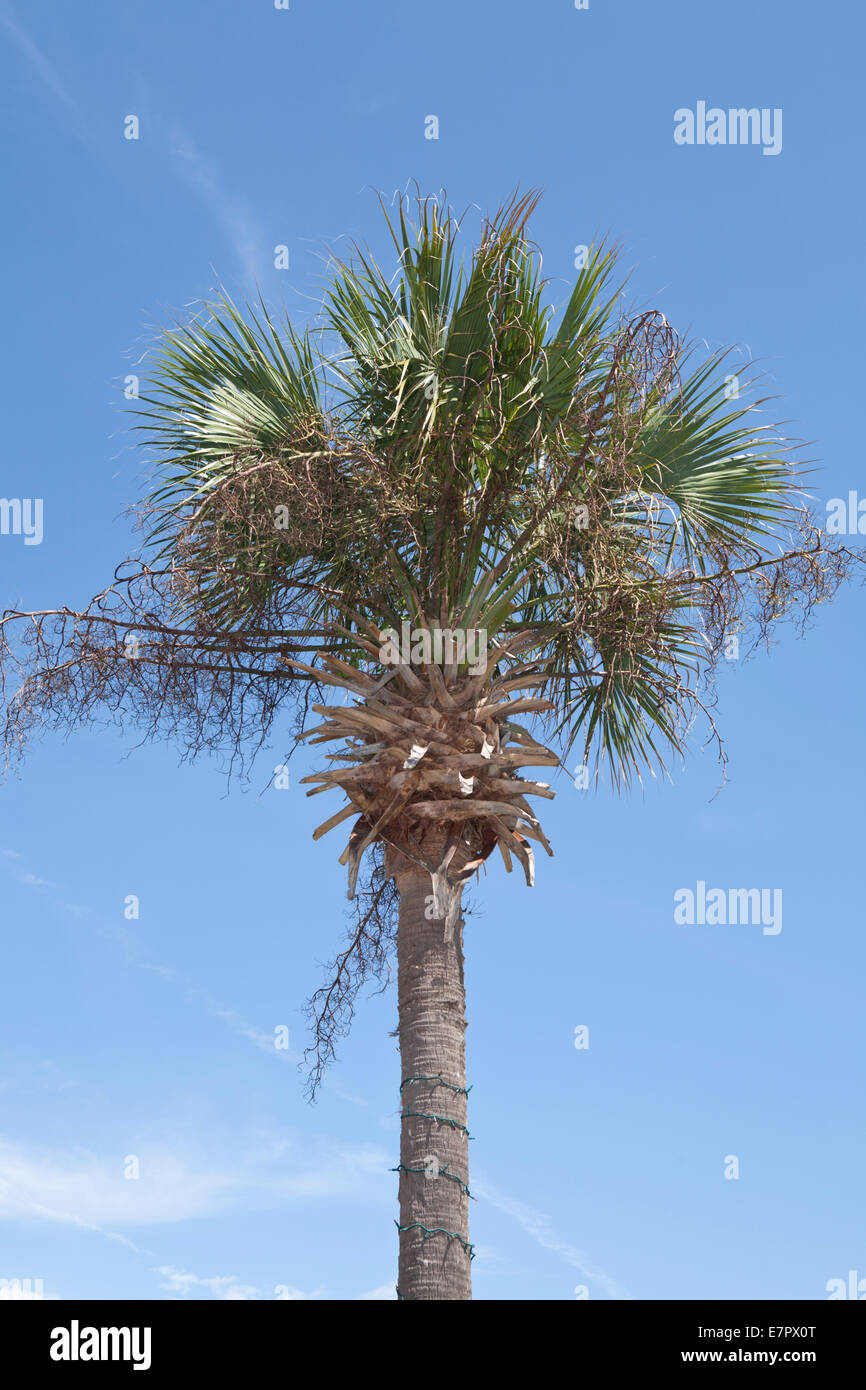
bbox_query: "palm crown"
[138,191,804,790]
[117,190,825,916]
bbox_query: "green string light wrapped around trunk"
[401,1109,473,1136]
[391,1162,475,1199]
[399,1073,473,1097]
[395,1221,475,1259]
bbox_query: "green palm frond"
[632,357,795,565]
[132,191,814,787]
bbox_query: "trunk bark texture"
[393,854,472,1300]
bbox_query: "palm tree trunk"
[393,855,472,1300]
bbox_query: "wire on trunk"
[399,1073,472,1096]
[402,1109,473,1136]
[391,1162,475,1199]
[396,1222,475,1260]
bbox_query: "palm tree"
[0,191,854,1300]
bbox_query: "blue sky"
[1,0,864,1301]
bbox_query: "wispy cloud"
[2,847,86,916]
[475,1175,632,1300]
[0,6,77,110]
[1,8,266,283]
[2,849,55,891]
[157,1266,266,1302]
[0,1132,390,1230]
[0,1140,223,1230]
[154,1270,399,1301]
[167,124,266,284]
[0,1130,392,1301]
[157,1266,331,1301]
[358,1281,397,1300]
[3,847,364,1106]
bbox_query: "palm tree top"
[128,189,821,786]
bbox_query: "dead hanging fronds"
[0,562,327,777]
[617,308,681,407]
[303,843,399,1099]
